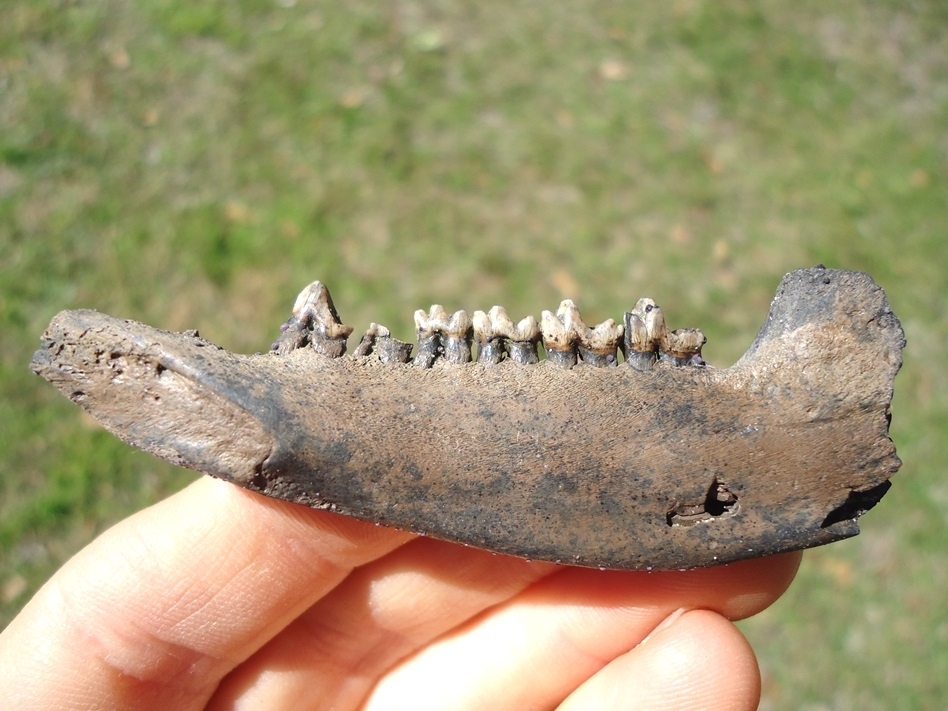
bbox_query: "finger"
[0,477,413,711]
[362,552,799,711]
[208,537,558,710]
[557,609,761,711]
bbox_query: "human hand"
[0,476,799,710]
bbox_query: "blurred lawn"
[1,1,945,708]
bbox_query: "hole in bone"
[666,477,739,527]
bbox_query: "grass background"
[1,1,945,708]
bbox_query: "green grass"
[2,1,946,708]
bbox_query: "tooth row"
[272,282,706,370]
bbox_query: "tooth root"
[443,310,473,364]
[506,314,540,365]
[541,300,582,368]
[354,322,413,363]
[660,327,707,366]
[578,319,624,367]
[272,281,353,358]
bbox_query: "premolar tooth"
[541,299,583,368]
[578,319,624,367]
[505,313,540,365]
[443,309,473,364]
[413,305,448,368]
[271,281,353,358]
[660,327,707,366]
[354,323,413,363]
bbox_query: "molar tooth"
[473,309,503,365]
[541,299,582,368]
[578,318,624,367]
[271,281,353,357]
[660,327,707,366]
[413,305,448,368]
[443,309,473,364]
[505,313,540,365]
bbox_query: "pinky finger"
[557,609,760,711]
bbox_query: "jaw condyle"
[31,266,903,570]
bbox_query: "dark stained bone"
[30,267,904,570]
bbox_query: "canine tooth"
[660,327,707,366]
[578,319,624,367]
[541,300,582,368]
[443,310,473,364]
[271,281,353,357]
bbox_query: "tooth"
[353,322,384,357]
[623,298,664,371]
[271,281,353,357]
[412,305,448,368]
[443,310,473,364]
[541,299,582,368]
[353,323,413,363]
[473,309,504,365]
[578,318,624,367]
[504,312,540,365]
[660,327,707,366]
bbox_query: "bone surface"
[31,267,904,570]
